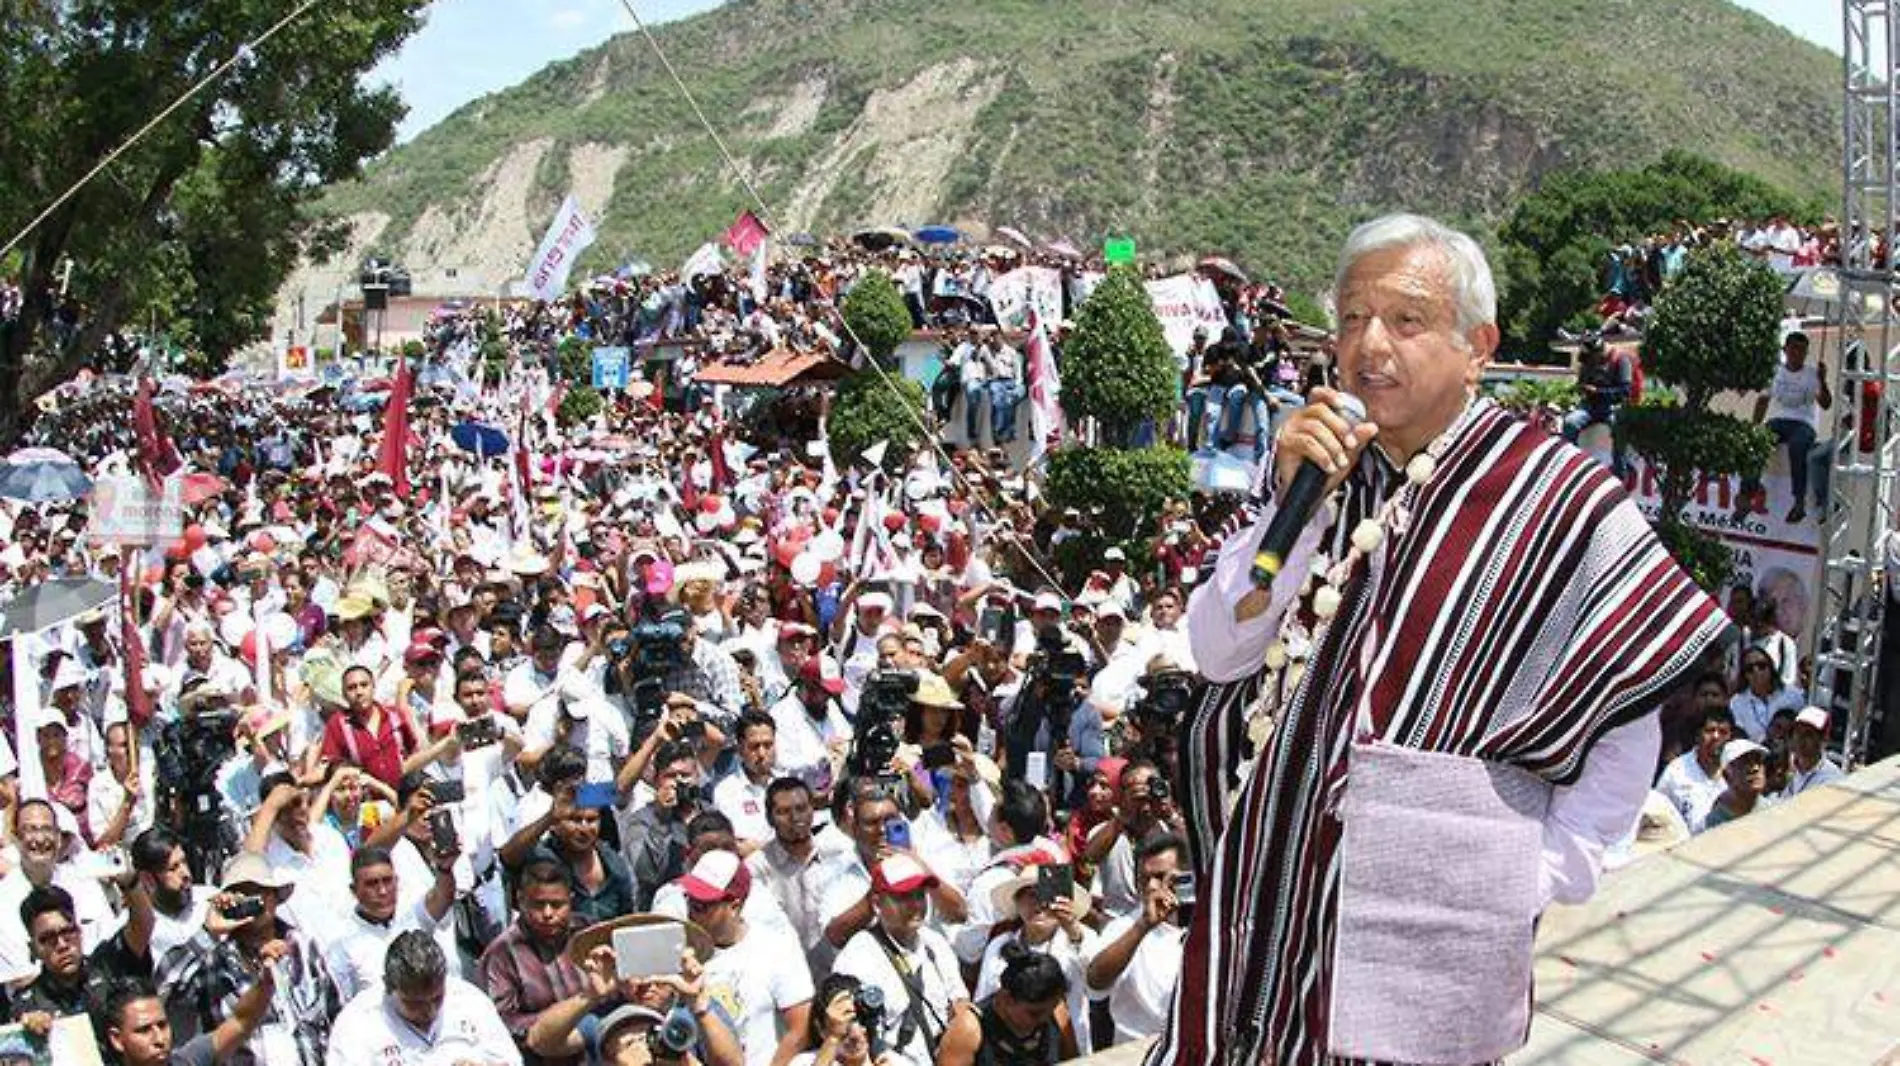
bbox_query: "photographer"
[1001,631,1103,815]
[788,975,915,1066]
[1080,834,1187,1047]
[525,939,743,1066]
[623,741,706,909]
[654,609,746,738]
[766,657,853,804]
[820,783,966,951]
[831,855,972,1065]
[1080,761,1184,922]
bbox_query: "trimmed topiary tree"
[828,370,926,473]
[1045,265,1190,585]
[841,270,912,366]
[1619,243,1780,590]
[1059,266,1180,447]
[557,386,604,428]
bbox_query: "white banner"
[525,195,598,301]
[990,267,1065,331]
[1145,274,1229,359]
[683,242,725,280]
[87,474,184,546]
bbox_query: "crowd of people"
[0,215,1866,1066]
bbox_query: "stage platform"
[1078,756,1900,1065]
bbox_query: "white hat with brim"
[219,851,292,896]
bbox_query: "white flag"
[525,195,597,301]
[1026,312,1064,466]
[683,242,725,280]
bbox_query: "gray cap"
[598,1004,666,1042]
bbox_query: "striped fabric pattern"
[1153,399,1726,1066]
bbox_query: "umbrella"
[1045,240,1083,259]
[785,233,820,247]
[1199,256,1250,284]
[996,226,1033,248]
[451,422,510,459]
[0,577,116,637]
[180,472,228,505]
[0,448,91,503]
[852,227,912,251]
[914,225,960,245]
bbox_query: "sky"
[373,0,1842,143]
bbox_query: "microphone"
[1251,394,1367,587]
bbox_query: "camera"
[648,1006,699,1062]
[456,716,503,750]
[154,706,240,881]
[612,618,688,738]
[1026,630,1086,696]
[853,984,886,1055]
[1135,670,1196,726]
[848,670,916,779]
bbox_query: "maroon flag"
[118,550,152,728]
[648,365,667,413]
[708,427,732,492]
[132,378,180,487]
[376,359,414,496]
[722,210,769,259]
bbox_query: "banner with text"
[86,475,184,546]
[1145,274,1230,359]
[592,347,631,390]
[525,195,598,301]
[990,267,1066,331]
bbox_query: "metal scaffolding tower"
[1811,0,1900,766]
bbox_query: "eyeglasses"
[33,925,79,947]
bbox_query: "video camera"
[1026,629,1087,704]
[154,705,241,881]
[1134,670,1196,727]
[848,669,917,780]
[610,617,687,735]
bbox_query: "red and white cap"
[858,591,894,614]
[871,853,940,895]
[799,655,846,696]
[678,850,751,904]
[1794,706,1830,732]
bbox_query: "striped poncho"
[1152,399,1725,1066]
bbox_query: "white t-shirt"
[1655,751,1726,835]
[324,976,522,1066]
[1082,916,1183,1044]
[713,773,773,845]
[702,922,815,1066]
[523,695,629,785]
[1765,361,1823,429]
[767,693,852,795]
[265,825,356,951]
[325,896,443,1000]
[832,925,967,1064]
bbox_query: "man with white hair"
[1154,215,1725,1066]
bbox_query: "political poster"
[989,267,1065,331]
[85,475,184,546]
[277,344,311,380]
[525,195,598,301]
[592,347,632,390]
[1145,274,1230,360]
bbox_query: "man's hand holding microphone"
[1236,388,1379,624]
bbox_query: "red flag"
[722,210,769,259]
[376,359,414,496]
[648,366,667,413]
[132,378,180,487]
[708,427,732,492]
[679,450,700,512]
[119,551,151,728]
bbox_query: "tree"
[840,270,912,365]
[557,387,604,429]
[828,370,926,473]
[1045,265,1189,582]
[0,0,429,439]
[1496,151,1815,350]
[1059,266,1179,447]
[1620,243,1781,590]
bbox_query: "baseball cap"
[1033,592,1063,613]
[872,854,940,895]
[678,850,751,904]
[1096,599,1127,621]
[1103,547,1127,562]
[1719,738,1769,774]
[1794,706,1829,732]
[859,591,894,614]
[50,658,88,693]
[799,655,846,696]
[778,622,817,642]
[403,643,443,668]
[597,1004,667,1045]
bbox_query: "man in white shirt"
[678,850,813,1066]
[521,676,629,785]
[1656,705,1735,835]
[129,828,215,972]
[748,778,856,974]
[712,713,779,847]
[1782,706,1846,798]
[324,844,459,1000]
[323,931,520,1066]
[1082,834,1186,1046]
[767,656,852,802]
[832,854,972,1064]
[249,773,355,947]
[503,627,569,723]
[0,799,120,983]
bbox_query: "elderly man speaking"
[1153,215,1724,1066]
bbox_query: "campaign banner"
[592,347,631,390]
[525,195,598,301]
[86,474,184,546]
[1583,429,1821,648]
[277,344,312,380]
[1145,274,1229,359]
[990,267,1065,331]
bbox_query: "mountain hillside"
[314,0,1840,294]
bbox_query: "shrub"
[840,270,912,364]
[1044,446,1191,543]
[1059,266,1180,446]
[827,369,926,472]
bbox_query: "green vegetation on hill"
[321,0,1839,300]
